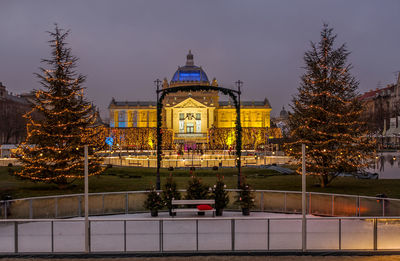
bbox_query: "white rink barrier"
[0,216,400,253]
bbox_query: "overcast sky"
[1,0,400,118]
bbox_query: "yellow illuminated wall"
[110,106,271,129]
[214,108,271,128]
[110,109,156,128]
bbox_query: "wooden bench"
[171,199,215,217]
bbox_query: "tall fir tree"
[16,25,104,186]
[287,24,374,187]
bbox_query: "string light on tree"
[16,24,104,186]
[285,24,374,188]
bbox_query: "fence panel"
[269,219,302,250]
[310,194,332,216]
[307,219,339,249]
[386,200,400,216]
[126,220,159,252]
[128,192,147,213]
[32,198,56,219]
[263,192,285,212]
[341,219,373,250]
[80,195,103,216]
[359,197,382,217]
[285,192,302,214]
[226,191,239,210]
[235,219,268,250]
[103,193,126,215]
[377,219,400,250]
[91,220,125,252]
[54,221,85,252]
[57,196,80,218]
[0,221,14,252]
[18,221,52,252]
[8,200,30,219]
[333,195,357,216]
[198,220,231,251]
[163,220,196,251]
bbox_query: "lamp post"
[302,144,306,252]
[155,79,161,190]
[235,80,242,187]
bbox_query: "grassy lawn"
[1,166,400,199]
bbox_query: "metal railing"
[1,216,400,253]
[1,190,400,219]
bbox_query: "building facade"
[359,74,400,148]
[109,51,273,148]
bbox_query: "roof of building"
[359,85,395,101]
[218,98,271,108]
[170,50,209,84]
[109,99,157,108]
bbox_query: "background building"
[360,74,400,148]
[109,51,276,150]
[0,82,32,144]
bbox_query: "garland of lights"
[284,25,375,187]
[15,25,105,185]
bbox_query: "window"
[186,123,194,133]
[118,111,126,122]
[196,113,201,120]
[179,113,184,120]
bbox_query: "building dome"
[280,106,288,119]
[170,50,209,85]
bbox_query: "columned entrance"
[155,82,243,190]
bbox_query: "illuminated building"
[109,51,273,148]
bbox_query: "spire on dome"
[186,50,194,66]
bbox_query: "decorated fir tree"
[211,174,229,216]
[185,174,209,200]
[144,185,163,216]
[162,174,181,215]
[287,24,374,187]
[16,25,104,186]
[235,177,254,215]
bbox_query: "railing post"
[124,220,127,252]
[260,192,264,211]
[382,199,385,217]
[4,201,7,219]
[267,219,270,251]
[373,218,377,250]
[338,219,341,250]
[55,197,58,218]
[284,192,287,212]
[78,196,82,217]
[159,220,163,252]
[125,193,129,214]
[51,221,54,252]
[357,196,361,217]
[196,219,199,251]
[102,194,105,215]
[231,219,235,251]
[29,199,33,219]
[332,195,334,216]
[14,221,18,253]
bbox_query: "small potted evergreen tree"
[186,174,209,215]
[162,174,181,216]
[235,177,254,216]
[211,175,229,216]
[144,185,163,217]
